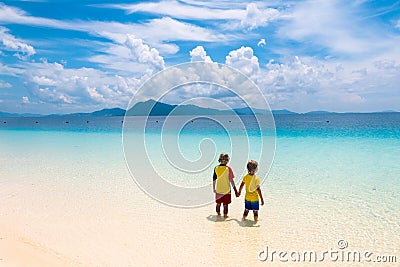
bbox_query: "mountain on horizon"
[1,100,397,117]
[0,111,42,117]
[379,110,399,113]
[304,110,336,115]
[270,109,298,115]
[126,99,286,116]
[45,108,126,117]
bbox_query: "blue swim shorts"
[245,200,259,210]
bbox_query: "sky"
[0,0,399,114]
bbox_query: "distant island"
[0,99,398,117]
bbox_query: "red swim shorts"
[215,193,231,205]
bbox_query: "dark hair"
[247,160,258,173]
[218,152,230,163]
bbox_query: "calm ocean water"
[1,113,399,201]
[1,113,399,138]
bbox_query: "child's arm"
[212,168,217,193]
[229,178,238,197]
[238,182,245,197]
[257,187,264,205]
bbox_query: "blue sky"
[0,0,399,114]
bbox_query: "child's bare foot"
[242,216,247,221]
[223,214,229,219]
[217,212,221,216]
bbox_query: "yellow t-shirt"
[242,174,261,202]
[214,165,234,194]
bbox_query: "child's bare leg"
[223,204,229,218]
[216,203,221,215]
[253,210,259,222]
[242,209,249,220]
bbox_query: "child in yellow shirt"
[213,152,238,218]
[238,160,264,222]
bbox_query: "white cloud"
[99,1,280,30]
[0,62,24,76]
[103,1,243,20]
[0,3,72,30]
[189,46,212,62]
[0,3,233,55]
[128,59,268,110]
[23,61,141,107]
[0,4,173,111]
[92,17,232,51]
[373,59,400,72]
[339,92,366,104]
[225,46,260,78]
[143,17,229,43]
[11,42,400,113]
[185,43,398,112]
[240,3,279,30]
[31,75,57,86]
[22,96,29,104]
[0,80,11,88]
[256,54,400,112]
[179,1,250,9]
[257,38,266,47]
[125,34,165,72]
[278,0,398,56]
[87,34,166,79]
[261,56,326,91]
[0,26,35,59]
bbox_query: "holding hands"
[234,187,240,198]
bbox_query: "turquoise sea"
[1,113,399,199]
[1,112,399,194]
[0,113,399,264]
